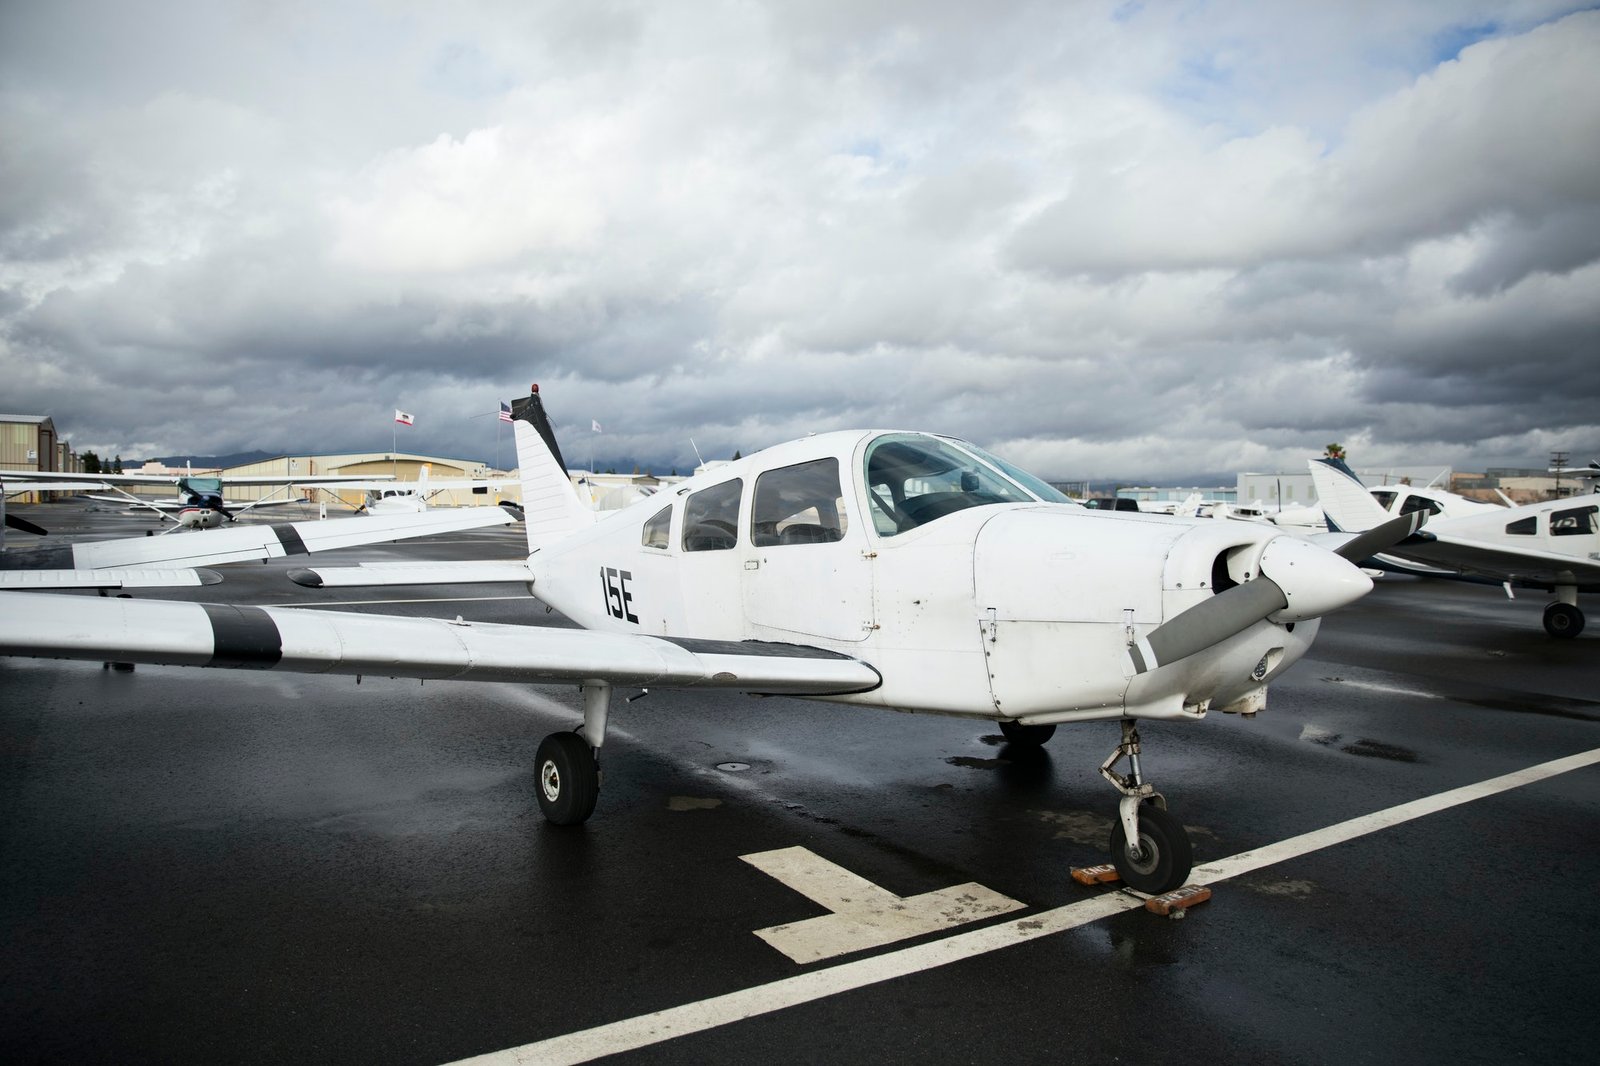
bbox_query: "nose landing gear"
[1100,720,1193,894]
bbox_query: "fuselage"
[528,431,1325,725]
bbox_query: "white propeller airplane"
[0,468,388,531]
[315,467,515,516]
[1310,457,1598,638]
[0,388,1424,893]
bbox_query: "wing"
[3,481,108,493]
[287,560,534,587]
[83,493,184,510]
[0,592,882,695]
[1384,533,1600,587]
[0,469,180,486]
[0,568,222,590]
[318,479,509,492]
[7,507,517,572]
[1,470,392,487]
[223,474,395,486]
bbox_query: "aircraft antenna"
[689,436,706,471]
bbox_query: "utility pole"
[1552,450,1568,499]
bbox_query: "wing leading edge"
[0,592,882,695]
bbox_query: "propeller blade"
[5,513,48,536]
[1128,576,1287,675]
[1128,535,1373,675]
[1332,509,1429,564]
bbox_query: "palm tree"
[1323,443,1346,461]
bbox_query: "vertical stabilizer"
[1307,458,1391,533]
[511,385,594,551]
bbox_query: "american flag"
[498,401,513,423]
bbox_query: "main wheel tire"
[1108,803,1193,895]
[1543,602,1584,639]
[999,719,1057,746]
[535,732,599,825]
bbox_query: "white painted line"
[443,746,1600,1066]
[742,846,1025,963]
[1191,745,1600,882]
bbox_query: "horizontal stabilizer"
[288,560,534,588]
[0,505,516,572]
[0,592,883,696]
[0,568,222,590]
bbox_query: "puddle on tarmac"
[666,796,723,811]
[946,756,1010,770]
[1341,738,1420,762]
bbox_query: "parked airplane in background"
[1310,458,1598,638]
[0,468,389,530]
[1267,478,1505,536]
[0,387,1422,893]
[317,467,513,515]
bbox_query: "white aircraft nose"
[1260,535,1373,623]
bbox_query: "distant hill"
[137,450,280,470]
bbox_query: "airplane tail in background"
[511,385,595,552]
[1307,458,1391,533]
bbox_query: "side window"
[1550,505,1598,536]
[1371,491,1397,511]
[1506,516,1537,536]
[642,505,672,549]
[1400,495,1442,517]
[751,458,849,546]
[682,479,742,552]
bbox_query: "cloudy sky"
[2,1,1597,482]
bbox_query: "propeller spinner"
[1127,511,1428,676]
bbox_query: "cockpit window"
[1551,505,1597,536]
[1399,495,1442,517]
[1371,490,1397,511]
[863,434,1037,536]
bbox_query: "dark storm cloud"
[1,1,1596,479]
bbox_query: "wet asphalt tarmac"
[2,501,1597,1065]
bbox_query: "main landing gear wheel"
[1108,802,1192,895]
[999,720,1057,746]
[535,732,599,825]
[1543,602,1584,639]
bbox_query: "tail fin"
[510,385,594,551]
[1307,458,1390,533]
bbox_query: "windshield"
[958,442,1075,504]
[862,433,1041,536]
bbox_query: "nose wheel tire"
[1543,602,1584,639]
[1108,802,1192,895]
[535,732,600,825]
[999,720,1057,746]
